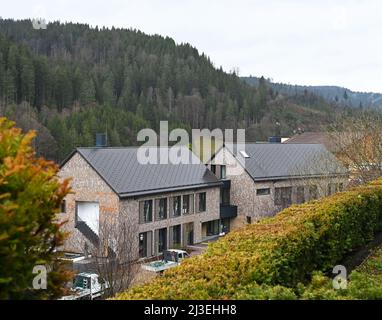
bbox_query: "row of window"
[139,223,194,257]
[256,183,344,207]
[139,192,207,224]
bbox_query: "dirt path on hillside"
[339,230,382,273]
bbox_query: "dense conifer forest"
[0,18,353,162]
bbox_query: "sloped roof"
[66,147,221,197]
[284,132,340,152]
[230,143,348,181]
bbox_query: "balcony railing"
[219,204,238,219]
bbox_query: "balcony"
[219,204,238,219]
[221,179,231,189]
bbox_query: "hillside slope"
[243,76,382,109]
[0,19,348,161]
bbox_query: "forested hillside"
[0,19,349,162]
[243,76,382,109]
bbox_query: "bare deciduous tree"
[328,112,382,186]
[67,213,140,298]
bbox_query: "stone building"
[58,146,235,259]
[208,143,349,229]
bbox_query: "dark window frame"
[256,188,271,196]
[220,165,227,179]
[156,198,167,221]
[296,186,305,204]
[198,192,207,212]
[172,196,182,217]
[139,199,153,224]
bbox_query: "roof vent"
[239,150,250,158]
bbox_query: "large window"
[139,200,153,224]
[183,223,194,246]
[220,188,230,205]
[274,187,292,208]
[155,198,167,221]
[327,183,338,196]
[198,192,206,212]
[206,220,220,236]
[170,225,181,248]
[171,196,181,217]
[156,228,167,254]
[296,186,305,204]
[309,185,318,200]
[139,231,152,258]
[182,194,194,214]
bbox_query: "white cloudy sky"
[2,0,382,92]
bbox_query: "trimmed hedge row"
[116,179,382,299]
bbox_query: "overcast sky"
[2,0,382,92]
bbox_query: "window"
[139,231,153,258]
[156,228,167,254]
[198,192,206,212]
[170,225,181,248]
[206,220,220,236]
[183,223,194,245]
[60,200,66,213]
[246,216,252,224]
[309,185,318,200]
[139,200,153,223]
[155,198,167,221]
[296,186,305,204]
[220,165,227,179]
[172,196,181,217]
[211,165,217,175]
[182,194,194,214]
[339,183,344,192]
[327,183,338,196]
[220,188,230,205]
[75,201,99,235]
[256,188,270,196]
[274,187,292,208]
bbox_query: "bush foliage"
[116,178,382,300]
[0,117,71,299]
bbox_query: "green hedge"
[116,179,382,299]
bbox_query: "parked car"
[142,249,189,273]
[60,272,108,300]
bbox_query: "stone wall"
[58,152,120,253]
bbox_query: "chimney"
[268,136,281,143]
[95,133,107,147]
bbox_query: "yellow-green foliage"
[298,245,382,300]
[0,118,71,299]
[116,179,382,300]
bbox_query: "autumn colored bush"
[116,178,382,300]
[0,117,71,299]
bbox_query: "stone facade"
[58,152,120,253]
[58,151,220,258]
[120,186,220,257]
[211,147,348,229]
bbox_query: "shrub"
[0,118,71,299]
[116,178,382,300]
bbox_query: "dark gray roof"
[73,147,220,197]
[231,143,348,181]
